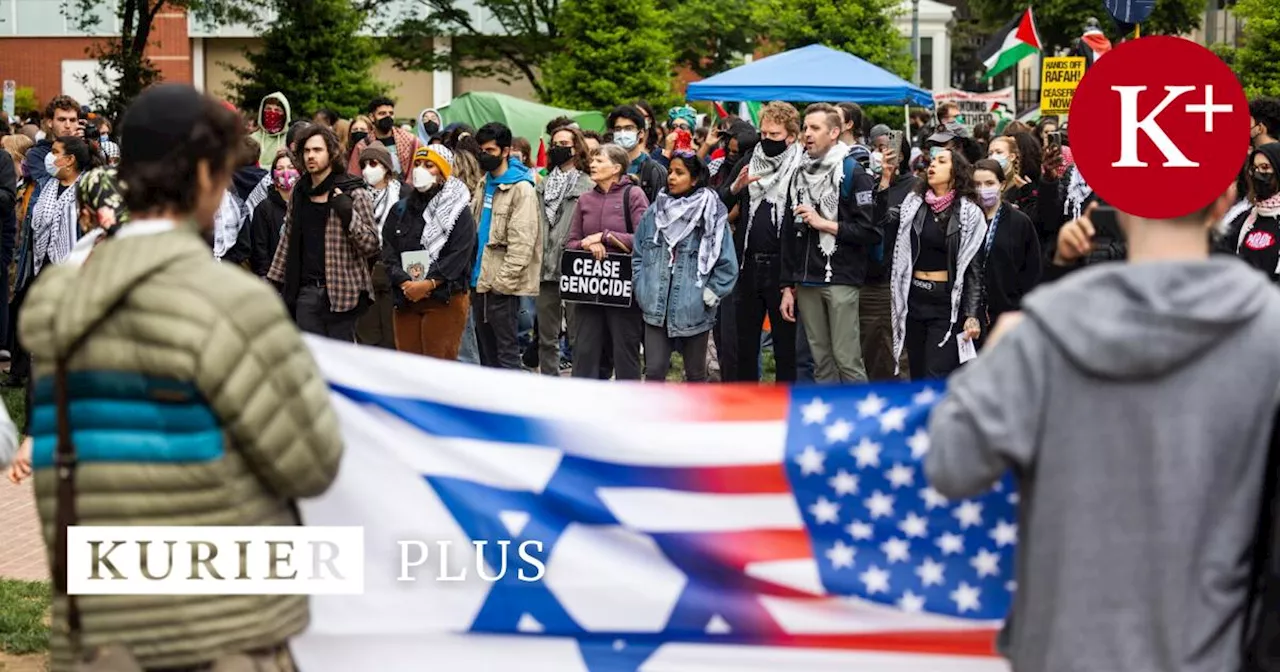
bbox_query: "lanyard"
[984,206,1003,256]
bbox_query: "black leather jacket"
[906,201,984,321]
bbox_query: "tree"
[749,0,913,80]
[541,0,678,112]
[659,0,758,78]
[966,0,1202,57]
[1232,0,1280,98]
[62,0,257,122]
[377,0,564,102]
[228,0,386,120]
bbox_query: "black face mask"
[548,146,574,169]
[424,121,440,136]
[725,152,740,166]
[760,138,788,158]
[375,116,395,134]
[1254,171,1279,201]
[479,153,504,173]
[351,131,368,146]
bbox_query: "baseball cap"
[927,120,972,146]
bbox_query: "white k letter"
[1111,85,1199,168]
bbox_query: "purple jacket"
[567,177,650,253]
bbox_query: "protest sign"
[2,81,14,120]
[559,250,633,307]
[932,88,1016,130]
[1040,57,1086,115]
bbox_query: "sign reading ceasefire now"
[1040,57,1086,115]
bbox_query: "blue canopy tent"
[685,44,934,107]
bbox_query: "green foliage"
[62,0,258,122]
[660,0,755,78]
[749,0,913,80]
[1233,0,1280,98]
[14,87,39,119]
[0,579,50,655]
[228,0,386,119]
[966,0,1202,56]
[377,0,563,102]
[542,0,679,112]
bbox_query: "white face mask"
[362,164,387,187]
[412,166,437,191]
[869,151,884,175]
[614,130,639,150]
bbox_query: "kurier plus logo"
[1069,36,1251,219]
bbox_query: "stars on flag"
[787,384,1016,621]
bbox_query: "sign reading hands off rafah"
[288,336,1018,672]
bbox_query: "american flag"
[293,337,1015,672]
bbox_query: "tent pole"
[903,103,910,136]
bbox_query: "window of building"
[920,36,934,91]
[14,0,65,35]
[0,1,13,36]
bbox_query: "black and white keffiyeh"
[746,142,805,243]
[543,167,581,225]
[889,192,988,374]
[1065,166,1092,222]
[419,177,471,272]
[372,180,402,238]
[789,141,850,282]
[32,175,83,274]
[245,173,272,218]
[652,187,727,286]
[212,189,249,260]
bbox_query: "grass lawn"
[0,578,49,655]
[3,386,24,425]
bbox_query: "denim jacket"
[633,195,739,338]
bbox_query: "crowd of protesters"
[2,79,1280,672]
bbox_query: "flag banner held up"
[290,337,1017,671]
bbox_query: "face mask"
[1254,172,1279,201]
[375,116,395,134]
[614,130,639,150]
[262,107,286,134]
[978,186,1002,209]
[274,168,300,191]
[363,164,387,187]
[351,130,369,146]
[424,121,440,136]
[991,154,1010,172]
[760,138,787,158]
[412,166,437,191]
[869,151,884,175]
[548,146,574,168]
[44,152,60,177]
[99,133,109,144]
[479,152,504,173]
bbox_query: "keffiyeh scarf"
[652,187,727,287]
[746,142,805,248]
[212,189,248,260]
[790,141,850,282]
[372,180,402,238]
[420,177,471,272]
[32,175,82,275]
[543,167,581,225]
[889,192,988,374]
[1065,166,1092,222]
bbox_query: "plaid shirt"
[267,186,381,312]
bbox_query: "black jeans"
[295,284,360,342]
[735,253,795,383]
[905,278,961,381]
[712,289,739,381]
[572,303,642,380]
[644,323,711,382]
[473,290,522,370]
[7,278,28,381]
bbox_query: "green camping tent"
[437,92,606,149]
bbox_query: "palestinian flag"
[738,101,762,126]
[979,8,1042,81]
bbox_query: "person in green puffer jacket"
[19,84,343,672]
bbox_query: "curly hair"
[1251,97,1280,139]
[914,147,977,203]
[294,124,342,171]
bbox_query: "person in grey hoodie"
[925,194,1280,672]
